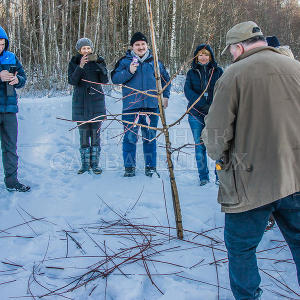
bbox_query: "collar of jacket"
[234,46,282,63]
[131,49,150,63]
[0,50,16,64]
[193,61,215,71]
[126,49,153,62]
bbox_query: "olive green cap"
[221,21,263,55]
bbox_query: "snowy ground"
[0,91,298,300]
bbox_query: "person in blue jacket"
[184,44,223,186]
[0,26,29,192]
[111,32,171,177]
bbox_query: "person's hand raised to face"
[79,46,92,68]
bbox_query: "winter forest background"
[0,0,300,92]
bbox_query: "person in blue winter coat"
[0,26,29,192]
[111,32,171,177]
[184,44,223,186]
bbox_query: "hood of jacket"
[192,44,217,69]
[0,26,9,52]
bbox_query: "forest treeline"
[0,0,299,91]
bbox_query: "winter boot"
[200,179,209,186]
[145,166,160,178]
[90,146,102,175]
[78,147,90,174]
[6,181,31,192]
[124,167,135,177]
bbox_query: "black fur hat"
[130,32,148,46]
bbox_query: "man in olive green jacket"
[202,21,300,300]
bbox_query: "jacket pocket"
[217,161,240,205]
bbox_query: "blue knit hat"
[266,36,280,48]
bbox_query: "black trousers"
[78,122,101,148]
[0,113,18,186]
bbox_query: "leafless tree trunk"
[128,0,134,43]
[78,0,83,39]
[38,0,47,77]
[155,0,160,35]
[169,0,177,74]
[145,0,184,240]
[61,0,68,83]
[190,0,205,55]
[83,0,89,37]
[69,0,73,56]
[94,0,101,53]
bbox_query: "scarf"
[131,49,150,63]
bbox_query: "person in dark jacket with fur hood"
[68,38,108,175]
[111,32,171,177]
[0,25,30,192]
[184,44,223,186]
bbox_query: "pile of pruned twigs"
[0,203,299,299]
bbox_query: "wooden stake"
[145,0,183,239]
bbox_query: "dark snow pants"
[78,122,101,148]
[0,113,18,187]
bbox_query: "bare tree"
[78,0,83,39]
[128,0,134,43]
[83,0,89,37]
[169,0,177,74]
[38,0,48,78]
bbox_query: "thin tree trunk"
[29,29,33,81]
[155,0,159,36]
[10,1,16,53]
[69,0,73,55]
[17,3,22,60]
[128,0,133,43]
[61,0,68,87]
[48,0,54,81]
[190,0,205,56]
[101,0,107,58]
[94,0,101,53]
[83,0,89,37]
[38,0,47,76]
[145,0,184,240]
[78,0,82,39]
[51,0,60,79]
[5,0,10,28]
[170,0,177,75]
